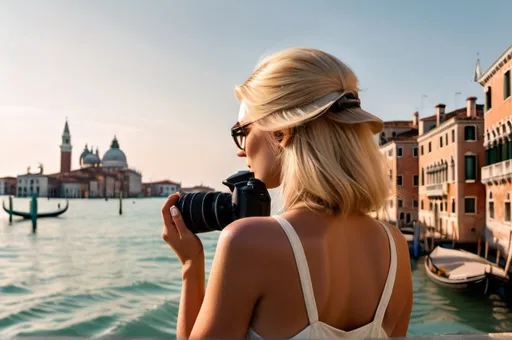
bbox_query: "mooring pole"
[8,195,13,224]
[30,194,37,233]
[413,221,420,258]
[119,191,123,215]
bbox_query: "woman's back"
[246,209,413,339]
[161,47,414,340]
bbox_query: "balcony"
[481,160,512,184]
[426,183,448,197]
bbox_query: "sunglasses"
[231,122,253,151]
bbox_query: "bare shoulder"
[216,216,285,260]
[379,220,410,257]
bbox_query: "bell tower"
[60,119,72,173]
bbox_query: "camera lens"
[176,192,234,233]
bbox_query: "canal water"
[1,196,511,338]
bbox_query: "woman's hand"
[161,193,204,266]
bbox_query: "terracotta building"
[0,177,17,196]
[417,98,485,243]
[479,44,512,256]
[377,114,419,226]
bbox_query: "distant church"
[15,120,143,198]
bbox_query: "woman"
[161,47,413,339]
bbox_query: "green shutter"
[465,155,476,180]
[505,71,511,99]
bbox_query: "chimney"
[412,111,419,127]
[419,120,424,135]
[466,96,477,117]
[435,104,446,126]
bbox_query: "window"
[428,142,432,152]
[505,70,511,99]
[440,136,443,147]
[413,175,418,186]
[445,133,448,145]
[413,200,418,208]
[397,175,403,186]
[413,147,418,157]
[489,201,495,219]
[506,201,511,222]
[464,197,476,214]
[388,150,392,157]
[452,129,455,142]
[465,154,477,181]
[421,145,424,155]
[429,202,433,211]
[451,198,455,213]
[421,168,425,185]
[444,201,447,211]
[464,126,476,141]
[451,158,455,181]
[397,147,403,157]
[398,199,403,208]
[392,131,397,137]
[421,200,424,209]
[486,86,492,111]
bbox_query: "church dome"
[83,153,101,165]
[79,144,92,167]
[102,136,127,168]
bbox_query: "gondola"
[2,199,69,219]
[424,245,509,294]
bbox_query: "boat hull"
[424,254,503,295]
[2,199,69,219]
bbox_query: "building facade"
[150,180,181,197]
[479,45,512,256]
[0,177,17,196]
[377,115,419,226]
[418,98,486,243]
[15,120,143,198]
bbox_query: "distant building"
[181,185,216,193]
[478,44,512,256]
[417,98,485,243]
[147,180,181,197]
[15,120,143,198]
[377,113,419,226]
[0,177,17,195]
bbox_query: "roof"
[478,45,512,85]
[387,128,419,142]
[383,120,415,128]
[150,180,181,186]
[181,185,216,192]
[0,176,16,181]
[420,104,484,123]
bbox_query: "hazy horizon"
[1,0,511,190]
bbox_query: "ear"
[274,128,293,148]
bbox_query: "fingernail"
[170,206,179,217]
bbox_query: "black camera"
[176,171,271,234]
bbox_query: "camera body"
[176,170,271,234]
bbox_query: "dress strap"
[272,215,319,324]
[374,220,398,324]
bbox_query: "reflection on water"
[0,196,511,338]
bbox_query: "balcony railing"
[482,160,512,184]
[426,183,448,197]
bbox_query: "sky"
[1,0,511,190]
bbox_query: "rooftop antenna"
[454,92,462,109]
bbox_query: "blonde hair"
[235,47,390,217]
